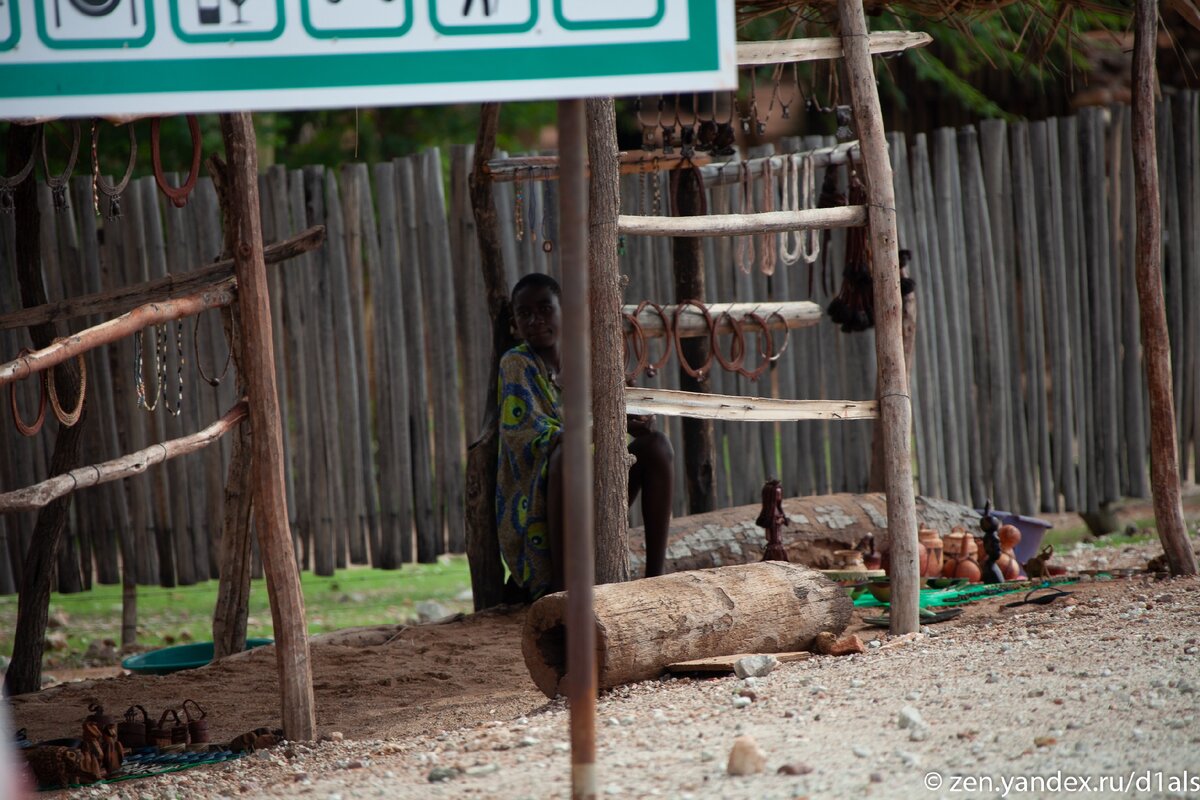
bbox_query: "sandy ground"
[7,505,1200,799]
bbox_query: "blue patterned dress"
[496,343,562,598]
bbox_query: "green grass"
[0,557,472,669]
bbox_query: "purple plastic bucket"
[975,509,1053,565]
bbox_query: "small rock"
[985,672,999,684]
[464,764,499,777]
[732,696,752,709]
[870,772,884,783]
[777,763,812,776]
[733,654,778,679]
[897,706,926,730]
[905,691,922,701]
[1132,728,1147,741]
[896,750,920,768]
[427,766,460,783]
[1185,646,1198,655]
[329,731,344,742]
[1034,736,1057,748]
[868,639,882,649]
[815,632,866,656]
[726,735,767,776]
[852,745,871,759]
[416,600,454,623]
[517,736,539,747]
[47,610,70,629]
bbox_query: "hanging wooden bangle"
[150,115,202,209]
[46,348,86,427]
[41,121,81,211]
[633,300,674,378]
[0,125,40,214]
[672,299,714,381]
[622,311,648,383]
[194,310,232,386]
[737,312,773,382]
[93,120,137,220]
[763,310,790,361]
[10,350,47,437]
[710,310,746,374]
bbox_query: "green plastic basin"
[121,638,273,675]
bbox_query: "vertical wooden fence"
[1,94,1198,594]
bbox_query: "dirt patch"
[9,607,541,746]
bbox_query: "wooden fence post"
[219,112,317,739]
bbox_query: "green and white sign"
[0,0,735,117]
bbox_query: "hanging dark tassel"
[813,164,844,298]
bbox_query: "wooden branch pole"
[219,112,316,740]
[559,97,597,800]
[838,1,921,633]
[697,142,862,186]
[736,31,932,66]
[622,300,821,337]
[0,403,247,513]
[522,562,853,697]
[1131,0,1197,575]
[626,389,877,422]
[619,206,865,237]
[0,287,233,387]
[0,226,325,331]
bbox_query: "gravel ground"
[52,560,1200,800]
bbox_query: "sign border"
[300,0,414,40]
[170,0,287,43]
[552,0,664,31]
[34,0,155,50]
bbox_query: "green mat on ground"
[853,579,1080,609]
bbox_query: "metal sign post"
[1,0,735,117]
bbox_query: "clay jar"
[942,528,981,582]
[996,524,1022,580]
[832,550,866,571]
[918,527,944,577]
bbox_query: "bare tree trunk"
[586,98,631,585]
[4,124,88,696]
[464,103,515,609]
[671,167,716,514]
[1131,0,1197,575]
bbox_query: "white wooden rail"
[737,32,933,66]
[618,206,866,237]
[626,387,877,422]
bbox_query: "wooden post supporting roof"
[838,0,921,634]
[1131,0,1198,576]
[219,112,317,740]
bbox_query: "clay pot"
[918,527,944,577]
[998,524,1021,551]
[832,550,866,571]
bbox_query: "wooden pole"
[218,112,317,739]
[672,166,717,515]
[559,97,597,800]
[586,97,630,587]
[838,0,921,633]
[619,206,865,237]
[0,403,247,513]
[464,102,511,610]
[1131,0,1197,575]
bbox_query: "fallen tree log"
[628,493,982,574]
[522,562,851,698]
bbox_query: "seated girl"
[496,273,673,600]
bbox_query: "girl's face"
[512,284,561,351]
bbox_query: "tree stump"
[521,562,851,698]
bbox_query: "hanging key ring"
[672,299,714,381]
[633,300,674,378]
[0,124,40,214]
[150,115,202,209]
[41,121,81,211]
[92,120,137,220]
[10,349,47,437]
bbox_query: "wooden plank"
[396,156,438,562]
[1181,93,1200,482]
[285,170,318,569]
[1010,123,1057,511]
[737,31,931,65]
[1172,92,1198,482]
[338,165,381,561]
[450,145,490,444]
[419,148,467,554]
[368,163,414,567]
[322,171,368,564]
[1158,100,1183,474]
[619,206,866,237]
[666,651,813,674]
[1116,106,1148,497]
[0,403,247,512]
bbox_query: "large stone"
[733,654,779,679]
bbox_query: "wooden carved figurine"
[1023,544,1055,579]
[756,479,790,562]
[979,502,1005,584]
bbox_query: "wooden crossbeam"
[736,31,932,66]
[0,401,247,513]
[625,387,877,422]
[0,225,325,331]
[0,285,233,388]
[698,141,862,186]
[618,206,866,237]
[622,300,821,338]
